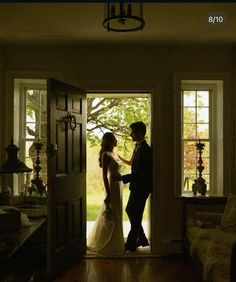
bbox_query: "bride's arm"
[102,152,111,207]
[118,154,132,166]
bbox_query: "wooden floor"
[53,256,200,282]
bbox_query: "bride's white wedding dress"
[87,157,125,256]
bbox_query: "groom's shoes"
[125,243,136,252]
[136,239,150,248]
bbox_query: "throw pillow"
[220,194,236,232]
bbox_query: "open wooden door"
[46,78,86,278]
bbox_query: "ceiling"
[0,3,236,45]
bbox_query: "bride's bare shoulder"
[102,151,113,160]
[102,151,119,162]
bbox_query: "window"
[24,88,47,180]
[181,81,223,196]
[182,89,210,191]
[14,79,47,195]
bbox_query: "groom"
[115,121,152,252]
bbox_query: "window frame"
[174,77,224,197]
[13,80,47,195]
[181,84,213,195]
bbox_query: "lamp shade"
[0,139,32,173]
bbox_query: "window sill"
[180,192,224,198]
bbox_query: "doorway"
[86,92,152,256]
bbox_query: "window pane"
[202,157,209,173]
[26,90,39,110]
[184,141,197,174]
[197,91,209,107]
[184,141,196,158]
[183,91,196,106]
[25,141,34,158]
[202,141,209,158]
[25,140,34,170]
[25,157,33,170]
[183,124,196,139]
[197,124,209,139]
[26,123,36,138]
[184,158,197,174]
[183,174,196,191]
[197,108,209,123]
[26,108,36,123]
[183,107,195,123]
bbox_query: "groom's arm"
[121,150,143,184]
[111,172,130,183]
[121,145,152,184]
[121,174,131,184]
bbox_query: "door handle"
[67,112,77,131]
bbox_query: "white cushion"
[220,194,236,232]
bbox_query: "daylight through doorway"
[86,92,151,255]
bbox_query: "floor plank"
[54,256,200,282]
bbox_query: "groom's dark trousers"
[122,140,152,249]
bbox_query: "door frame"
[86,87,157,256]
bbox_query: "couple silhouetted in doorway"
[87,121,152,256]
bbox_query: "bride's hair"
[99,132,115,167]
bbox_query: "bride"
[87,132,130,256]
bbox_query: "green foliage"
[87,98,150,153]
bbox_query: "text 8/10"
[208,16,224,24]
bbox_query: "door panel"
[47,78,86,278]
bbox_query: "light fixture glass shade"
[0,139,32,173]
[103,3,145,32]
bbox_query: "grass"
[87,186,149,221]
[87,187,129,221]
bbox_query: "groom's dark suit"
[122,140,152,250]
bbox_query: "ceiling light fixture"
[103,2,145,32]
